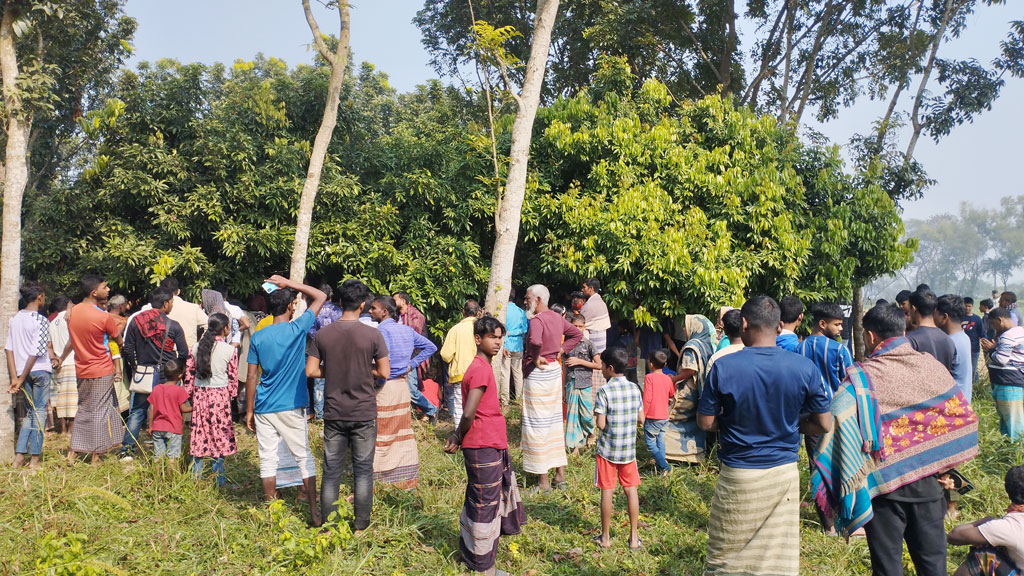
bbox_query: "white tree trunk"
[0,5,31,462]
[290,1,351,282]
[483,0,560,322]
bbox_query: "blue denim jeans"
[406,370,437,417]
[152,431,182,458]
[15,371,51,455]
[322,419,376,530]
[644,418,670,472]
[193,456,226,485]
[313,378,325,420]
[122,391,151,453]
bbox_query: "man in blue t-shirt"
[775,295,803,352]
[245,275,326,527]
[698,296,831,574]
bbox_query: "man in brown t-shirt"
[306,279,388,532]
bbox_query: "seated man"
[948,465,1024,576]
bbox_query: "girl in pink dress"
[185,313,238,485]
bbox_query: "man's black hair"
[649,348,669,369]
[602,347,629,374]
[862,304,906,340]
[811,302,844,325]
[1003,291,1018,304]
[551,303,566,316]
[741,295,781,330]
[18,282,45,307]
[48,294,71,316]
[909,288,938,316]
[474,315,506,338]
[338,279,371,312]
[267,287,297,317]
[164,358,185,381]
[508,287,516,302]
[463,300,481,318]
[1006,465,1024,505]
[779,295,804,323]
[79,274,105,298]
[981,298,995,309]
[989,307,1012,322]
[373,295,397,319]
[570,290,586,302]
[150,287,175,310]
[916,283,931,292]
[583,278,601,292]
[936,294,965,323]
[362,294,376,315]
[963,296,974,305]
[722,309,742,340]
[392,291,411,305]
[159,277,180,293]
[319,283,334,302]
[895,290,912,304]
[875,298,889,306]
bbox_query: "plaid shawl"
[134,309,175,352]
[810,337,979,537]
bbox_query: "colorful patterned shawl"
[810,337,979,537]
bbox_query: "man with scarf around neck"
[811,303,979,576]
[119,287,189,460]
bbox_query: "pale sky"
[124,0,1023,221]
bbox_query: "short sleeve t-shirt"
[907,326,956,374]
[247,310,315,414]
[68,303,120,379]
[950,330,973,403]
[642,372,675,420]
[698,346,830,469]
[5,309,51,374]
[309,319,388,421]
[147,383,190,434]
[566,338,597,389]
[979,512,1024,568]
[962,314,983,352]
[460,355,507,450]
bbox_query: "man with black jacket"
[119,287,189,460]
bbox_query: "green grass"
[1,376,1021,575]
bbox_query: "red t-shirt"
[460,355,507,450]
[421,378,440,408]
[68,303,120,379]
[643,372,675,420]
[147,383,190,434]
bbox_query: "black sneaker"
[427,414,437,426]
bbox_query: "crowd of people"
[6,271,1024,575]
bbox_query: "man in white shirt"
[159,277,207,350]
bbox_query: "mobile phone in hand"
[262,281,279,294]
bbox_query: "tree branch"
[302,0,336,66]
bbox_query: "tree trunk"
[0,5,32,462]
[289,1,351,282]
[482,0,560,322]
[718,0,737,98]
[904,0,957,165]
[852,285,866,361]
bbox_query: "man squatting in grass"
[445,316,525,576]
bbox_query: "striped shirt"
[798,335,854,399]
[377,318,437,380]
[992,326,1024,372]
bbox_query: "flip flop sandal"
[629,538,644,551]
[592,534,611,549]
[556,481,569,491]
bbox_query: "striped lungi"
[522,362,567,474]
[53,365,78,419]
[374,376,419,488]
[705,461,800,575]
[69,374,124,454]
[993,385,1024,440]
[459,447,525,572]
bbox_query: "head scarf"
[201,289,228,317]
[684,314,717,359]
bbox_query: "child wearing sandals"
[593,347,644,550]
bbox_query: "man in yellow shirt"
[440,300,483,423]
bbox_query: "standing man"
[496,288,528,407]
[393,291,437,419]
[935,295,973,404]
[6,282,53,468]
[119,288,189,461]
[158,277,208,351]
[907,288,956,374]
[1000,291,1022,327]
[522,284,583,493]
[307,279,388,532]
[440,301,482,424]
[810,304,978,575]
[980,298,996,340]
[776,296,804,352]
[370,295,435,487]
[64,274,123,465]
[580,278,611,354]
[698,296,831,575]
[245,276,326,527]
[896,290,915,333]
[307,283,343,421]
[961,297,983,383]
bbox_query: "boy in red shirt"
[147,359,192,461]
[444,316,525,576]
[643,349,675,474]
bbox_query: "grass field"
[1,376,1021,575]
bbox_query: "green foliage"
[267,499,352,570]
[34,532,107,576]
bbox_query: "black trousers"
[864,494,947,576]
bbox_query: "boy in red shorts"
[593,346,644,549]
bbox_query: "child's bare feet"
[629,535,643,550]
[592,534,611,549]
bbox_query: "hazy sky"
[124,1,1023,221]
